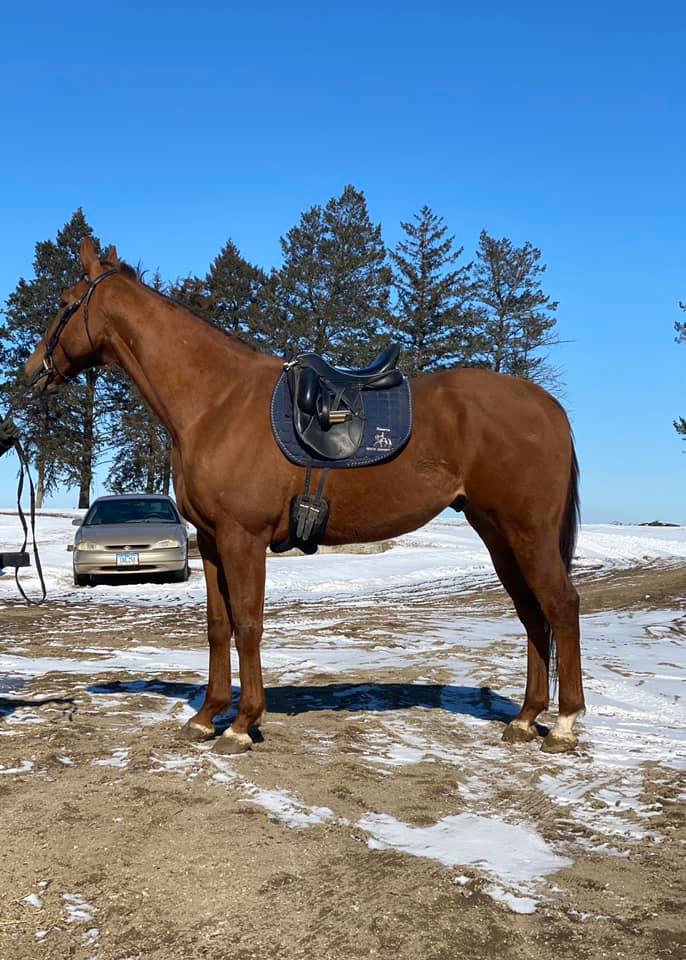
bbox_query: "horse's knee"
[233,621,262,652]
[207,614,229,644]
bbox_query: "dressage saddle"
[270,343,411,554]
[288,344,403,461]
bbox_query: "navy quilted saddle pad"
[270,370,413,470]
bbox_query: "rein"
[1,268,119,604]
[9,437,47,605]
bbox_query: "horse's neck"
[103,281,256,442]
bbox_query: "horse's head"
[25,237,121,391]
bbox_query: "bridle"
[29,267,120,389]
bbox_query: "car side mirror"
[72,518,82,526]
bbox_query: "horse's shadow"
[1,672,76,719]
[86,679,538,732]
[0,695,76,719]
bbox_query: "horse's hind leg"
[464,504,550,742]
[505,527,584,753]
[180,532,233,742]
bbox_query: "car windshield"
[84,499,179,526]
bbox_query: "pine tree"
[471,230,561,388]
[270,185,392,365]
[102,271,174,495]
[675,301,686,442]
[168,275,213,318]
[105,384,172,495]
[388,206,474,376]
[206,240,268,342]
[0,210,107,507]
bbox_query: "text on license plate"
[116,552,140,567]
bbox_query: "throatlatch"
[270,467,330,555]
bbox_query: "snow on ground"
[359,811,571,914]
[1,509,685,608]
[1,509,685,913]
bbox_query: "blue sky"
[1,1,684,521]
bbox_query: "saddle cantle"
[270,344,413,469]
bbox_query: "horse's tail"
[560,436,581,574]
[548,430,580,689]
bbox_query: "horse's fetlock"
[238,695,264,723]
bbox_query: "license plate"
[116,552,140,568]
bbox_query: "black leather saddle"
[277,344,406,466]
[269,344,412,554]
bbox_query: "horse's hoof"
[540,732,578,754]
[502,722,538,744]
[212,729,253,755]
[179,721,215,742]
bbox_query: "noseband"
[31,268,120,387]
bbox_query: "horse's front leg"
[213,526,267,755]
[180,531,233,741]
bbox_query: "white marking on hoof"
[502,719,538,743]
[550,711,581,740]
[179,721,215,741]
[213,728,253,755]
[541,712,582,753]
[189,722,214,735]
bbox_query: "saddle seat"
[295,344,402,390]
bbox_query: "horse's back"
[409,367,574,522]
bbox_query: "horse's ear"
[80,237,103,279]
[104,244,120,266]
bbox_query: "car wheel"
[170,559,190,583]
[73,570,90,587]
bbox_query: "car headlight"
[154,538,182,549]
[76,541,99,552]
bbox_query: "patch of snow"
[63,892,97,924]
[91,748,128,768]
[241,787,335,828]
[22,892,43,909]
[359,811,571,912]
[0,759,34,775]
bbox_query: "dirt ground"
[1,563,684,960]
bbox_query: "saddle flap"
[294,377,365,461]
[297,366,320,417]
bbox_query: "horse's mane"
[101,258,259,355]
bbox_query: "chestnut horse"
[25,238,584,754]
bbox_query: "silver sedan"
[72,494,190,586]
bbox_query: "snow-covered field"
[1,510,685,928]
[2,509,686,607]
